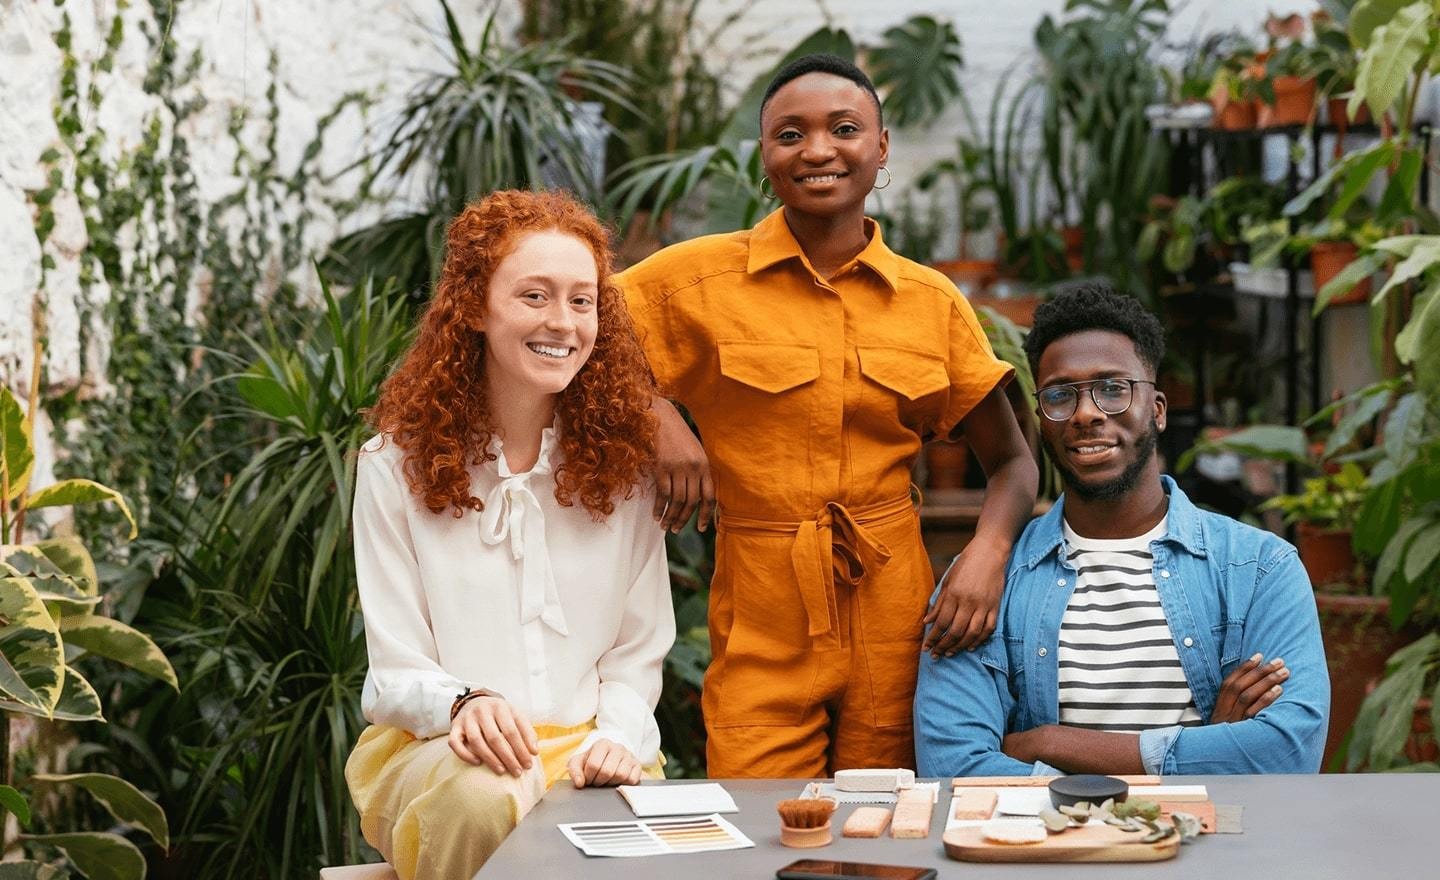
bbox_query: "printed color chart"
[559,814,755,857]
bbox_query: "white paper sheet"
[616,782,738,817]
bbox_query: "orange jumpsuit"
[617,209,1011,777]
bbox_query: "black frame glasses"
[1033,378,1156,422]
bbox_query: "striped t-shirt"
[1057,517,1203,733]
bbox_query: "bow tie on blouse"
[478,430,570,636]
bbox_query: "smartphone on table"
[775,860,938,880]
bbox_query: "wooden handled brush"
[777,798,836,848]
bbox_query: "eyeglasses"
[1034,378,1155,422]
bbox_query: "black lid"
[1048,774,1130,808]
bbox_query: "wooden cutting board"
[944,822,1181,863]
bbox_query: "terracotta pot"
[1313,593,1413,770]
[925,438,970,490]
[932,259,998,297]
[1061,225,1085,272]
[1296,523,1357,587]
[968,294,1044,328]
[1157,374,1196,411]
[1309,240,1371,307]
[1404,696,1439,764]
[1257,76,1317,128]
[1326,96,1372,128]
[1212,99,1257,130]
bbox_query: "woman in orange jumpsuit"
[617,54,1039,777]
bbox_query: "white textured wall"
[1,0,1323,480]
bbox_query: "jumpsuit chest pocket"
[857,346,949,430]
[717,340,820,394]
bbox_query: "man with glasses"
[915,281,1329,776]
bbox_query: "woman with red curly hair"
[344,190,673,878]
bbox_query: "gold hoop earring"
[873,166,892,190]
[760,176,777,201]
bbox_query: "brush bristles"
[777,798,836,829]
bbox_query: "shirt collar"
[1017,475,1207,569]
[745,208,902,294]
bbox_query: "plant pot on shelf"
[1309,240,1372,306]
[1296,522,1358,587]
[1061,226,1085,273]
[1325,97,1372,128]
[925,438,970,490]
[1257,76,1317,128]
[1212,97,1257,130]
[932,259,998,298]
[1314,593,1414,770]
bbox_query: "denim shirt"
[915,476,1329,777]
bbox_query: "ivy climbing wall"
[0,0,497,506]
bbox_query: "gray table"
[478,774,1439,879]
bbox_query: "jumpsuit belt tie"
[720,493,916,639]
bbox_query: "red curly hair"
[368,190,657,518]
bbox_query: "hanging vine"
[34,0,368,545]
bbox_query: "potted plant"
[919,128,1000,295]
[1307,6,1369,133]
[1307,216,1386,307]
[1209,46,1268,130]
[1259,462,1368,585]
[1256,12,1319,128]
[1175,381,1410,769]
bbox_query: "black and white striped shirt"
[1057,518,1203,733]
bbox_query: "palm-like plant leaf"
[867,16,965,128]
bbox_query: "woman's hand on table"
[449,696,540,776]
[567,738,643,788]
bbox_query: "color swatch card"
[617,781,738,816]
[559,814,755,857]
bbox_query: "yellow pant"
[346,721,663,879]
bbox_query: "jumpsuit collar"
[745,208,902,293]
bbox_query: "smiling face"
[478,229,600,402]
[759,72,889,220]
[1035,329,1167,502]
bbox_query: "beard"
[1044,416,1161,502]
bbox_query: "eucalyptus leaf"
[0,385,34,502]
[60,614,178,690]
[24,480,136,540]
[32,772,168,848]
[21,832,145,880]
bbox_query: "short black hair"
[760,53,883,124]
[1024,280,1165,378]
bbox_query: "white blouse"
[352,428,674,764]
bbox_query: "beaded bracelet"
[449,686,504,722]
